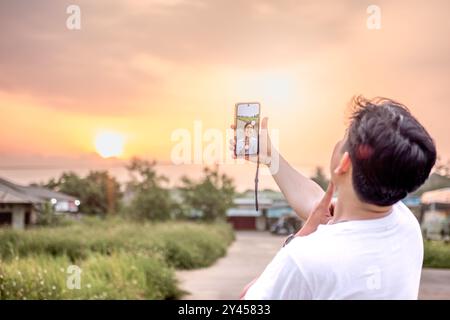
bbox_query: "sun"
[94,131,125,158]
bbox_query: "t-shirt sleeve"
[244,247,312,300]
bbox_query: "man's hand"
[229,115,325,221]
[229,117,273,166]
[296,182,335,237]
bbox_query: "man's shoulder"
[394,201,422,231]
[283,230,336,268]
[284,201,422,264]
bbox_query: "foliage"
[411,173,450,197]
[423,240,450,268]
[179,167,235,221]
[124,158,176,221]
[36,202,59,226]
[0,220,234,299]
[0,253,179,300]
[237,115,259,123]
[311,167,329,191]
[433,156,450,178]
[44,171,122,215]
[0,220,234,268]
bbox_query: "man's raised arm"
[270,150,325,221]
[231,117,325,221]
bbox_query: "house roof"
[421,188,450,205]
[233,197,273,206]
[0,177,43,204]
[0,177,77,204]
[227,208,261,217]
[22,186,77,202]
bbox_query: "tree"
[411,172,450,196]
[434,156,450,178]
[44,171,121,215]
[179,166,235,221]
[85,171,122,215]
[36,202,59,226]
[125,158,175,221]
[311,167,329,191]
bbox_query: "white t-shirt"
[244,201,423,300]
[236,137,258,156]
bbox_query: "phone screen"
[234,102,260,157]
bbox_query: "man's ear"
[334,151,351,175]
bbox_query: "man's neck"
[331,186,392,223]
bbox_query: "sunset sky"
[0,0,449,190]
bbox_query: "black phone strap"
[255,154,260,211]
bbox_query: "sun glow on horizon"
[94,131,126,158]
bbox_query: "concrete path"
[177,231,450,300]
[419,268,450,299]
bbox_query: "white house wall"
[12,205,25,230]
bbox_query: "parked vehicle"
[270,214,300,235]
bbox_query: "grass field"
[0,220,446,300]
[424,240,450,269]
[0,219,234,299]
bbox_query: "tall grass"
[0,253,179,299]
[0,220,234,299]
[0,220,234,267]
[423,240,450,268]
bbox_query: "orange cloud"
[0,0,449,189]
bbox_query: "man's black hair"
[345,96,437,206]
[244,122,254,129]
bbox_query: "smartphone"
[234,102,261,157]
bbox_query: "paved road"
[177,231,450,300]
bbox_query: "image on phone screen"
[235,102,260,157]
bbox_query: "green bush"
[0,220,234,299]
[0,253,180,300]
[149,222,234,269]
[0,221,234,269]
[424,240,450,268]
[0,228,89,262]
